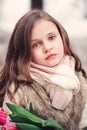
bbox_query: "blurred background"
[0,0,87,71]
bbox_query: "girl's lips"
[45,54,57,60]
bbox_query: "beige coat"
[3,72,87,130]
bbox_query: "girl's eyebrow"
[31,39,39,42]
[47,32,56,36]
[48,32,55,35]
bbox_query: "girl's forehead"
[32,19,58,33]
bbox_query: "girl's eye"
[49,35,56,40]
[32,42,40,48]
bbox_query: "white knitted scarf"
[30,55,80,110]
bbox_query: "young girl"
[0,9,87,130]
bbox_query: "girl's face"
[30,19,64,67]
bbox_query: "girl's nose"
[43,43,52,53]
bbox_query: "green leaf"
[29,103,36,115]
[82,127,87,130]
[6,103,45,124]
[43,118,64,130]
[9,115,31,123]
[6,103,32,116]
[9,113,44,128]
[9,114,64,130]
[16,123,43,130]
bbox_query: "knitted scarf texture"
[30,55,80,110]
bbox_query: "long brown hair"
[0,9,86,106]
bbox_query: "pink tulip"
[0,108,7,125]
[0,107,4,112]
[1,122,18,130]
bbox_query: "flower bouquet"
[0,106,18,130]
[0,103,87,130]
[0,103,64,130]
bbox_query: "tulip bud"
[1,122,18,130]
[0,108,7,125]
